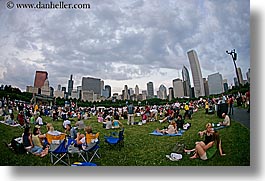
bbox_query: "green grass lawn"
[0,108,250,166]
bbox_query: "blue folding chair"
[104,128,124,149]
[49,138,71,166]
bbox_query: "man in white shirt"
[35,115,43,125]
[220,113,230,126]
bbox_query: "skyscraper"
[68,74,74,96]
[182,65,191,97]
[123,85,129,100]
[34,71,48,89]
[147,82,154,99]
[203,78,209,96]
[208,72,224,95]
[187,50,205,97]
[246,68,250,84]
[168,87,174,101]
[237,67,244,85]
[105,85,111,98]
[157,84,167,100]
[82,77,101,95]
[135,85,139,96]
[173,78,184,98]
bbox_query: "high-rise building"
[135,85,139,96]
[57,84,61,91]
[208,72,224,95]
[77,86,82,100]
[128,88,134,96]
[68,74,74,96]
[105,85,111,98]
[223,79,228,92]
[187,50,205,97]
[246,68,250,84]
[142,90,147,100]
[203,78,209,96]
[100,80,104,96]
[157,84,167,100]
[34,71,48,89]
[173,78,184,98]
[234,77,239,87]
[168,87,174,101]
[82,77,101,95]
[122,85,129,100]
[182,65,191,98]
[237,67,244,85]
[147,82,154,99]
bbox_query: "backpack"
[10,137,26,154]
[172,142,185,154]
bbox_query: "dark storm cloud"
[0,0,250,90]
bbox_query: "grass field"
[0,108,250,166]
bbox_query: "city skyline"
[0,0,250,94]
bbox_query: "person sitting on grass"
[159,107,175,123]
[184,123,226,160]
[113,114,123,128]
[219,113,231,126]
[32,126,49,156]
[156,120,178,134]
[22,126,48,157]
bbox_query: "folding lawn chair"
[81,132,101,163]
[104,128,124,149]
[46,133,71,166]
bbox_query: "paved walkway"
[229,107,250,129]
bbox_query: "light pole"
[226,49,241,87]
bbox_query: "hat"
[35,125,41,129]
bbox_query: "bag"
[10,137,26,154]
[172,142,185,154]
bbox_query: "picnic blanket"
[0,121,21,127]
[149,129,185,136]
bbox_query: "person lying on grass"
[156,120,178,134]
[184,123,226,160]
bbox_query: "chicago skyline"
[0,0,250,96]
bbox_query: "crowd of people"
[0,90,249,162]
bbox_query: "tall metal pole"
[226,49,241,87]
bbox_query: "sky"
[0,0,250,94]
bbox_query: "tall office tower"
[168,87,174,101]
[135,85,139,96]
[81,77,101,95]
[158,84,167,100]
[77,86,82,100]
[147,82,154,99]
[237,67,244,85]
[34,71,48,89]
[68,74,74,96]
[246,68,250,84]
[62,87,66,92]
[100,80,104,95]
[203,78,209,96]
[57,84,61,91]
[208,72,224,95]
[234,77,239,87]
[123,85,129,100]
[173,78,184,98]
[142,90,147,100]
[105,85,111,98]
[182,65,191,97]
[223,79,228,92]
[187,50,205,97]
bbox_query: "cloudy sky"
[0,0,250,94]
